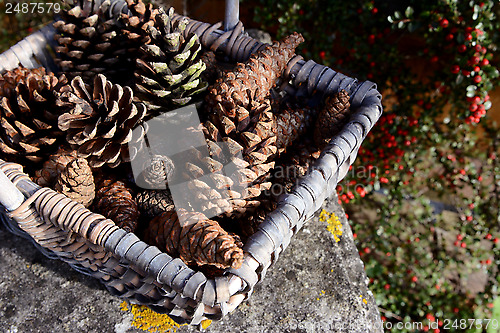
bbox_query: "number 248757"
[4,2,61,14]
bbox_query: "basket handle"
[0,169,24,211]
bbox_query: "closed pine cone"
[57,74,147,168]
[134,7,208,114]
[136,190,174,218]
[145,208,244,269]
[314,89,351,148]
[33,146,79,187]
[54,158,95,207]
[94,179,139,233]
[0,67,69,165]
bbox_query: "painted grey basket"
[0,0,382,326]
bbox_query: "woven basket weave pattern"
[0,0,382,325]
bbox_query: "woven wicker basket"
[0,0,382,326]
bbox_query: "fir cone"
[54,158,95,207]
[200,50,219,84]
[0,67,69,165]
[136,189,174,218]
[314,89,351,148]
[33,146,79,187]
[134,7,208,114]
[94,179,139,233]
[57,74,147,168]
[54,0,156,85]
[145,208,244,269]
[206,32,304,127]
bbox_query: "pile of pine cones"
[0,0,352,274]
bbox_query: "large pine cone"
[94,179,139,233]
[145,208,244,269]
[314,89,351,148]
[134,7,208,114]
[33,146,79,187]
[54,0,156,85]
[0,67,69,165]
[57,74,147,168]
[206,32,304,127]
[54,158,95,207]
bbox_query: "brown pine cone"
[136,190,174,218]
[238,199,277,239]
[94,179,139,233]
[33,146,79,187]
[0,67,69,165]
[314,89,351,148]
[57,74,147,168]
[273,103,316,152]
[139,154,175,189]
[54,0,156,85]
[206,32,304,125]
[54,158,95,207]
[145,209,244,269]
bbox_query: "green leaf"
[405,6,414,17]
[484,101,492,110]
[394,11,401,19]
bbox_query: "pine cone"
[0,67,69,165]
[314,89,351,148]
[33,146,79,187]
[145,208,244,269]
[272,137,322,196]
[54,0,156,85]
[206,32,304,127]
[273,103,315,152]
[57,74,147,168]
[136,190,174,218]
[134,7,208,114]
[54,158,95,207]
[238,198,277,239]
[94,179,139,233]
[139,154,175,189]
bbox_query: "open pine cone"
[57,74,147,168]
[0,67,69,165]
[54,0,156,85]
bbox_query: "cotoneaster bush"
[253,1,499,331]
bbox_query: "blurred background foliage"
[1,0,500,332]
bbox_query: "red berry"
[469,103,478,112]
[456,234,463,241]
[353,233,357,239]
[440,19,449,28]
[445,33,454,41]
[371,7,378,14]
[319,51,326,59]
[473,96,481,104]
[486,259,492,265]
[384,284,390,290]
[461,242,467,248]
[411,276,418,283]
[494,238,499,244]
[462,70,471,76]
[368,34,375,44]
[458,44,467,53]
[481,58,489,66]
[364,247,371,253]
[485,234,492,240]
[451,65,460,74]
[474,66,480,72]
[380,177,389,184]
[454,240,460,246]
[466,216,473,222]
[453,308,459,313]
[471,56,481,64]
[474,75,482,83]
[475,45,482,52]
[465,33,473,41]
[430,55,439,63]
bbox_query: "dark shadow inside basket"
[0,1,382,326]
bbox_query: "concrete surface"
[0,194,382,333]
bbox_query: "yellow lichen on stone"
[120,301,184,333]
[319,209,343,242]
[201,319,212,329]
